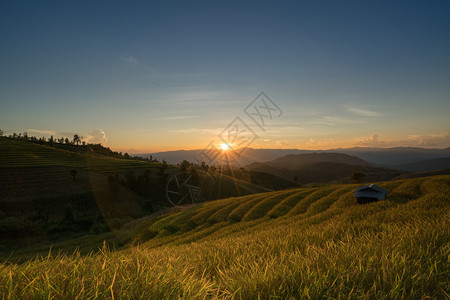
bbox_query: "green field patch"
[288,187,336,215]
[227,193,271,222]
[0,175,449,298]
[420,175,450,195]
[207,200,246,224]
[388,178,424,203]
[307,186,354,215]
[242,190,299,221]
[267,188,315,218]
[172,222,228,245]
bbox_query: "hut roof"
[354,184,388,194]
[354,184,389,201]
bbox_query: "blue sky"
[1,1,449,152]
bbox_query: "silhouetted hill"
[335,147,450,166]
[141,147,450,168]
[137,148,310,165]
[393,168,450,180]
[269,153,367,168]
[248,170,301,190]
[395,157,450,172]
[247,153,402,184]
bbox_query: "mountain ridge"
[139,146,450,168]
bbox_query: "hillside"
[0,138,269,248]
[141,148,312,165]
[335,146,450,166]
[0,137,167,245]
[143,147,450,168]
[268,152,367,168]
[397,157,450,172]
[394,168,450,180]
[247,153,403,184]
[1,175,448,298]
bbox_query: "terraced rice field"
[1,175,445,298]
[0,138,159,173]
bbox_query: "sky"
[1,1,449,153]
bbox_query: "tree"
[73,134,81,145]
[350,172,365,184]
[201,162,209,173]
[180,160,190,173]
[209,165,217,175]
[0,129,3,136]
[70,169,79,181]
[189,165,200,182]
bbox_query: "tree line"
[0,129,153,162]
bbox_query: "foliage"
[350,171,366,183]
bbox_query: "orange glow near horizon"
[220,143,231,151]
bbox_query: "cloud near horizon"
[355,132,450,148]
[27,129,78,138]
[348,107,382,117]
[26,128,108,145]
[83,129,108,145]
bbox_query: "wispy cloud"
[348,107,382,117]
[161,115,197,120]
[167,127,222,135]
[166,90,236,105]
[120,55,140,66]
[302,114,362,126]
[355,134,381,146]
[27,128,108,145]
[355,132,450,148]
[27,129,76,137]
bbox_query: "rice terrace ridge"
[1,1,450,299]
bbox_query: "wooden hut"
[354,184,388,204]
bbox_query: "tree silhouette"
[70,169,79,181]
[209,165,217,175]
[73,134,81,145]
[350,172,365,184]
[180,160,190,173]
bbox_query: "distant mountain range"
[246,153,402,184]
[138,147,450,170]
[396,157,450,172]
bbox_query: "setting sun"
[220,143,231,151]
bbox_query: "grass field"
[1,175,448,298]
[0,137,273,260]
[0,137,162,172]
[0,138,165,248]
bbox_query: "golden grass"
[1,175,449,299]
